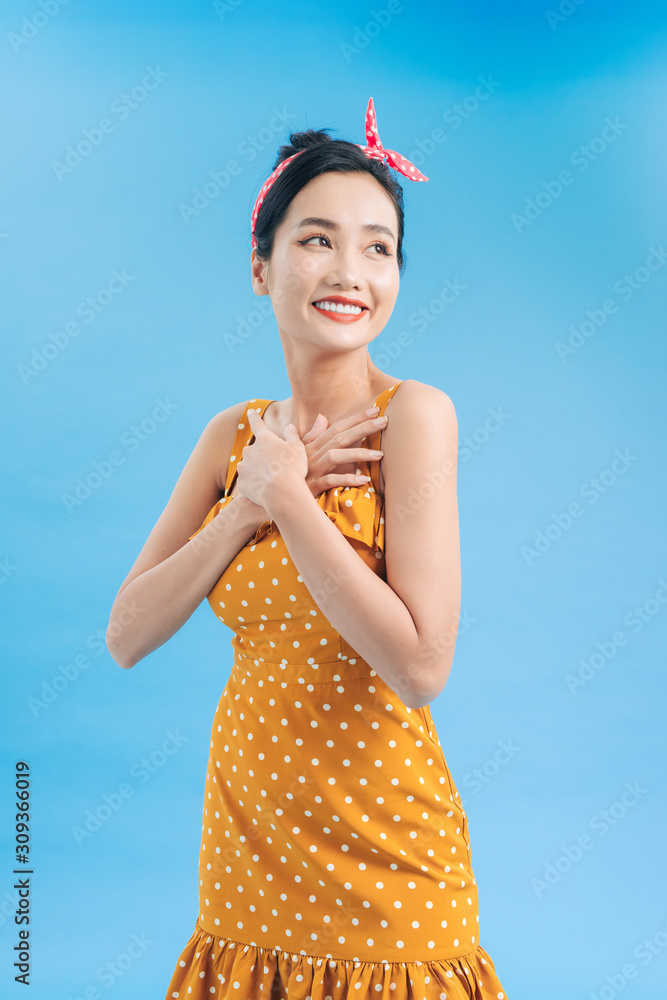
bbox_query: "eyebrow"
[293,216,396,243]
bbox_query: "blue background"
[1,1,666,997]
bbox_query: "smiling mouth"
[311,299,369,323]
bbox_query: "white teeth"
[313,300,364,315]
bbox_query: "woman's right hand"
[300,406,387,498]
[235,406,388,520]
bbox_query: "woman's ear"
[250,247,270,298]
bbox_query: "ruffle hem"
[166,919,508,999]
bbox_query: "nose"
[324,242,364,291]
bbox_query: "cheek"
[375,279,399,312]
[299,256,322,281]
[273,259,322,309]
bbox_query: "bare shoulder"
[389,378,456,415]
[379,379,457,492]
[204,399,252,491]
[113,398,251,600]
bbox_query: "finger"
[247,407,267,434]
[302,412,329,444]
[326,447,384,464]
[318,473,373,491]
[316,412,388,454]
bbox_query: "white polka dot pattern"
[164,385,509,998]
[251,97,429,249]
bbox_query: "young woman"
[107,97,509,999]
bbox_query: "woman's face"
[251,171,401,352]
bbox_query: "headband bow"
[250,96,428,249]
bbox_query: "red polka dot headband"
[250,96,429,249]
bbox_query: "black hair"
[253,127,408,276]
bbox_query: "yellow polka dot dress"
[163,384,509,999]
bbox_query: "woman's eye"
[299,234,391,256]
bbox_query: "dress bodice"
[187,383,402,669]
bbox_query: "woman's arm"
[106,400,390,670]
[261,381,461,709]
[106,403,268,669]
[107,494,268,669]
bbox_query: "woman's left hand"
[236,407,308,514]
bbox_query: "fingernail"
[366,406,380,415]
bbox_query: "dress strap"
[224,399,274,497]
[361,382,404,498]
[224,384,403,499]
